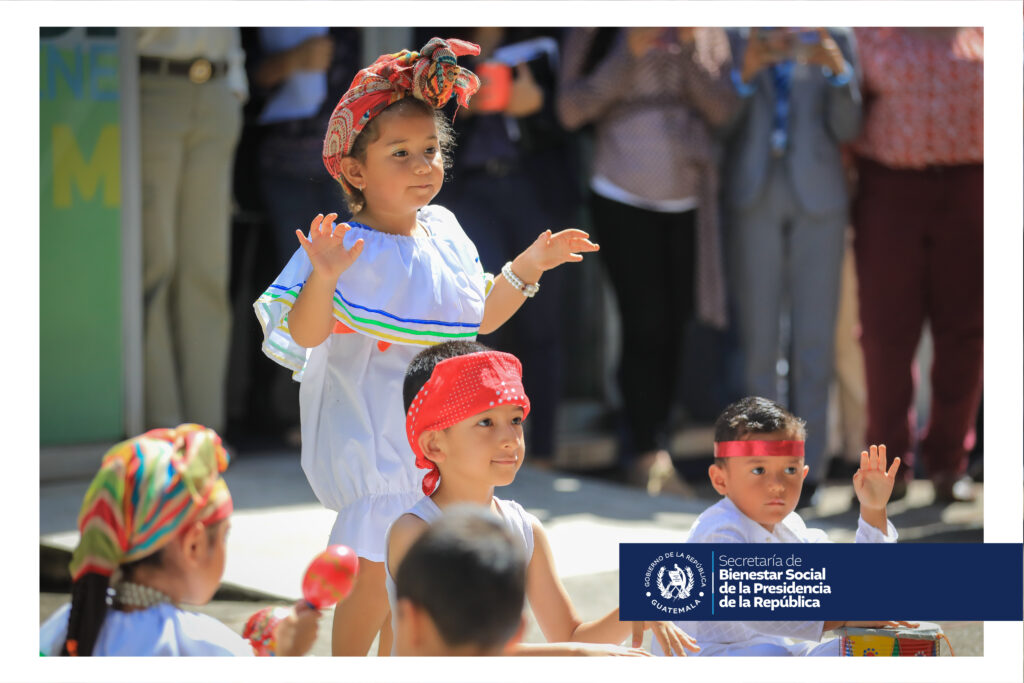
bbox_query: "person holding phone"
[557,27,739,496]
[721,28,862,509]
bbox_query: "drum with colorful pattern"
[837,622,948,656]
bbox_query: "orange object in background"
[473,61,512,112]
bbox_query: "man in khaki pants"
[138,28,246,433]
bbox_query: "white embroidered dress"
[653,496,898,657]
[255,205,492,561]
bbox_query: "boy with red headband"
[653,396,910,656]
[385,341,700,656]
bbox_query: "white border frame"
[10,2,1022,682]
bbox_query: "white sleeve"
[39,603,71,656]
[253,246,317,379]
[225,28,249,102]
[177,611,255,656]
[743,619,826,642]
[854,516,898,543]
[425,205,494,296]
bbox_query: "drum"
[837,621,951,656]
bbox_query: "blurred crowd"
[138,27,984,507]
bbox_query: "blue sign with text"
[619,543,1023,621]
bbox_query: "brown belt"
[139,56,227,84]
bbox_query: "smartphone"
[789,29,822,63]
[755,28,793,62]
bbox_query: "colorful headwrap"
[69,424,233,582]
[322,36,481,188]
[406,351,531,496]
[714,440,805,458]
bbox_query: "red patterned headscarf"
[406,351,530,496]
[322,36,481,188]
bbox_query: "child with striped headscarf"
[254,37,599,655]
[39,425,319,656]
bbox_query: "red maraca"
[244,545,358,655]
[243,605,291,656]
[302,544,359,609]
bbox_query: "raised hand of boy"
[852,444,901,533]
[295,212,365,282]
[631,620,701,656]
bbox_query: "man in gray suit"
[722,28,861,507]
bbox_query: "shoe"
[932,475,976,504]
[630,450,693,498]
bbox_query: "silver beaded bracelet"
[502,261,540,298]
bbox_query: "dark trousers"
[442,170,570,460]
[852,158,983,481]
[590,192,697,457]
[256,138,347,426]
[258,156,346,264]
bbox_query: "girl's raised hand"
[631,621,701,656]
[296,212,364,281]
[524,229,599,274]
[852,444,901,510]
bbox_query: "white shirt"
[654,496,898,656]
[40,602,254,656]
[254,205,492,561]
[137,28,248,100]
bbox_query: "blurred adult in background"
[722,27,862,508]
[230,29,362,444]
[138,28,247,434]
[557,27,738,494]
[851,27,983,503]
[420,27,581,466]
[249,28,362,259]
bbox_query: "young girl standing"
[254,37,598,656]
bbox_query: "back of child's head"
[395,504,526,653]
[402,339,491,412]
[713,396,806,466]
[62,424,232,656]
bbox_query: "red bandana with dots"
[406,351,531,495]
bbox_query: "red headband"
[406,351,530,496]
[714,440,805,458]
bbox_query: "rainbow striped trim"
[259,282,483,347]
